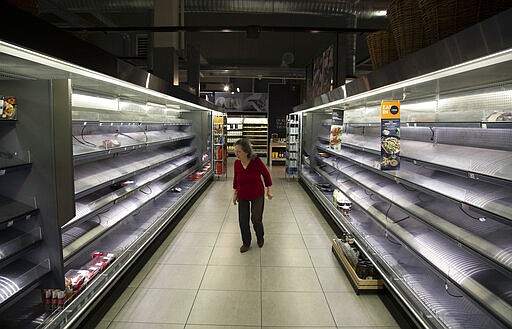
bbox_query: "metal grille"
[136,34,149,58]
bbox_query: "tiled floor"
[95,161,400,329]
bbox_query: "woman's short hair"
[234,138,255,158]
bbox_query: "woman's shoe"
[240,244,250,253]
[257,238,264,248]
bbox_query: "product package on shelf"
[1,96,17,120]
[42,251,117,310]
[188,162,211,180]
[332,237,383,294]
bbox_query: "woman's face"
[235,145,248,160]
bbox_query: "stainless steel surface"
[53,79,76,227]
[71,150,196,228]
[46,169,212,329]
[73,146,195,196]
[316,143,512,220]
[0,258,51,305]
[302,169,512,328]
[63,155,197,261]
[301,171,505,329]
[341,133,512,183]
[0,228,42,261]
[316,154,512,271]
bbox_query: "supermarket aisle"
[95,161,400,329]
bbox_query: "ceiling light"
[223,84,230,92]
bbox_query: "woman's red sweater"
[233,156,272,201]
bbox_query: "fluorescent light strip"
[0,40,211,112]
[72,93,118,111]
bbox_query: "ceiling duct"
[45,0,388,18]
[186,0,388,18]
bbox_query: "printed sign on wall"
[380,101,400,170]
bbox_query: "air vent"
[136,34,149,58]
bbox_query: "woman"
[232,138,273,253]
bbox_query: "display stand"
[269,141,286,167]
[331,239,383,295]
[285,114,299,179]
[213,114,227,179]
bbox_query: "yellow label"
[381,100,400,119]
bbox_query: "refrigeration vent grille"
[136,34,149,58]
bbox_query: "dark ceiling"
[30,0,391,92]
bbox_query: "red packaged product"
[64,269,86,292]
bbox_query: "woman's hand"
[233,191,238,205]
[267,187,273,200]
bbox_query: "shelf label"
[380,100,400,171]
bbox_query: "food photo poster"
[329,109,344,151]
[380,100,400,170]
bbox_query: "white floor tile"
[214,232,242,247]
[107,322,184,329]
[185,324,260,329]
[261,234,306,249]
[139,264,206,289]
[169,232,219,247]
[303,234,335,249]
[262,291,335,327]
[261,248,312,267]
[315,267,354,292]
[308,248,341,268]
[209,246,260,266]
[200,265,260,291]
[188,290,261,326]
[325,292,398,327]
[114,288,196,324]
[158,245,213,265]
[262,267,321,291]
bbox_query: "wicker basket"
[387,0,428,58]
[366,29,399,70]
[419,0,512,44]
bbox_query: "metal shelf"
[69,154,197,231]
[0,198,39,228]
[0,258,51,312]
[73,146,195,198]
[62,157,198,262]
[300,169,510,329]
[72,131,194,160]
[43,169,211,329]
[315,154,512,272]
[341,133,512,184]
[0,158,31,173]
[316,144,512,221]
[0,227,42,261]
